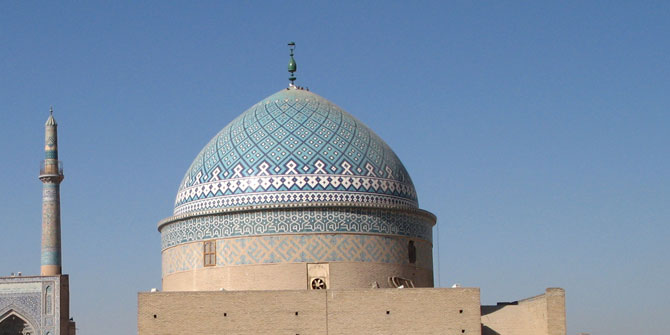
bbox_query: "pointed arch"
[0,310,36,335]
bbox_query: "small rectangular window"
[204,240,216,267]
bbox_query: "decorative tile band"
[174,189,417,216]
[160,207,434,250]
[175,172,417,215]
[162,234,433,277]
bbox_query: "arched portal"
[0,311,35,335]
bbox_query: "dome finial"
[288,41,297,87]
[50,105,53,115]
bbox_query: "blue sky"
[1,2,668,334]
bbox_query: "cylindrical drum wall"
[159,206,435,291]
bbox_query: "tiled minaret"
[39,107,64,276]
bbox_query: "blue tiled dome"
[174,88,418,215]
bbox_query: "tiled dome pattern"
[175,89,418,215]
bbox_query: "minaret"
[39,107,64,276]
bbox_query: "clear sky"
[1,1,668,334]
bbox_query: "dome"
[159,86,436,292]
[174,88,418,216]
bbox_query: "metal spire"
[288,41,297,86]
[46,106,57,126]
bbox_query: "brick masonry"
[138,288,482,335]
[481,288,566,335]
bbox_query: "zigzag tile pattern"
[175,89,417,215]
[160,207,433,250]
[161,234,433,276]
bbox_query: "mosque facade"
[138,44,567,335]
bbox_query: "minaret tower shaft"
[39,107,64,276]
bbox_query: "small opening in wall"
[310,277,327,290]
[408,240,416,264]
[459,309,463,314]
[224,313,227,317]
[462,330,465,333]
[153,315,157,319]
[386,311,390,315]
[295,311,299,316]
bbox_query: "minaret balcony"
[40,160,64,178]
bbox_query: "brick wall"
[481,288,566,335]
[138,288,481,335]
